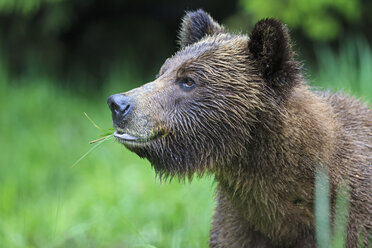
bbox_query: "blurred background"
[0,0,371,247]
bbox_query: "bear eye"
[178,77,196,90]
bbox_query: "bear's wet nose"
[107,94,133,124]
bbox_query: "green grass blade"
[315,166,331,248]
[71,135,113,167]
[84,112,112,135]
[331,185,350,248]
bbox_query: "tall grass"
[0,65,215,247]
[315,167,331,248]
[0,37,371,247]
[315,167,351,248]
[313,37,372,103]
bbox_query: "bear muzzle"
[107,88,168,146]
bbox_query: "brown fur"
[108,10,372,247]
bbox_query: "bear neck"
[213,84,338,245]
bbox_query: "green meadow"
[0,66,215,247]
[0,38,371,247]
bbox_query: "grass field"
[0,72,215,247]
[0,38,371,247]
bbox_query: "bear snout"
[107,94,134,125]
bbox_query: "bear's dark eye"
[178,77,196,91]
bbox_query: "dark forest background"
[0,0,371,89]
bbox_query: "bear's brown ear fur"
[178,9,225,48]
[249,19,300,87]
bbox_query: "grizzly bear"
[107,10,372,247]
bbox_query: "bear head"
[107,9,302,180]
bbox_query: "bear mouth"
[114,129,167,146]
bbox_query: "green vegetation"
[0,0,61,14]
[0,36,371,248]
[312,37,372,102]
[0,66,215,247]
[315,167,331,248]
[315,167,351,248]
[240,0,362,40]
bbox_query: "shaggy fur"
[108,10,372,247]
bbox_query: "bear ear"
[248,19,299,84]
[178,9,225,48]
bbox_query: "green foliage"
[332,186,350,248]
[0,68,215,247]
[312,37,372,103]
[240,0,361,40]
[0,0,64,14]
[315,167,351,248]
[315,167,331,248]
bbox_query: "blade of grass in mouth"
[71,135,113,167]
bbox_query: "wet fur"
[113,10,372,247]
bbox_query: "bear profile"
[107,9,372,247]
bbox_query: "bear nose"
[107,94,133,124]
